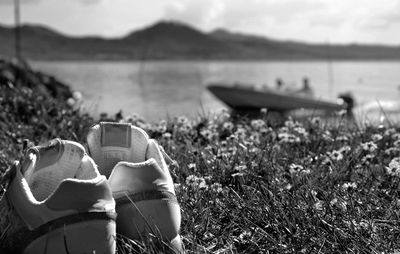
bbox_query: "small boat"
[207,83,343,113]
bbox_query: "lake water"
[31,61,400,122]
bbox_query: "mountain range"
[1,20,400,60]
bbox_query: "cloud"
[163,0,400,36]
[163,0,328,33]
[160,0,400,44]
[163,0,224,28]
[355,1,400,30]
[306,0,400,31]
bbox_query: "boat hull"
[207,84,342,113]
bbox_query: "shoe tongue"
[87,122,149,177]
[101,123,132,148]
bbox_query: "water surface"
[32,61,400,122]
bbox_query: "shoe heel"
[24,219,116,254]
[117,199,182,252]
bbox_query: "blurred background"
[1,0,400,121]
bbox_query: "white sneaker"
[0,139,116,254]
[87,122,183,252]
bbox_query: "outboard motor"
[338,92,355,119]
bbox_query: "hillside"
[1,21,400,60]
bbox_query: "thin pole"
[14,0,21,61]
[137,43,149,118]
[326,40,334,99]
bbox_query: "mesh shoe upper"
[23,139,98,201]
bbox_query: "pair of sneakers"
[0,122,183,254]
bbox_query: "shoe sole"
[24,219,116,254]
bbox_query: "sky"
[1,0,400,45]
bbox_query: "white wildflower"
[278,133,300,144]
[330,198,338,206]
[361,154,375,164]
[284,118,296,128]
[371,134,383,142]
[385,147,400,156]
[328,150,344,161]
[386,158,400,176]
[314,200,324,211]
[336,135,349,142]
[223,122,234,131]
[66,98,75,107]
[342,182,357,191]
[162,132,172,139]
[279,126,289,133]
[251,119,265,130]
[210,183,223,193]
[185,175,208,190]
[361,141,378,153]
[294,127,308,137]
[232,164,247,177]
[200,129,213,140]
[188,163,197,171]
[238,230,252,242]
[311,117,321,126]
[384,128,396,136]
[289,164,304,174]
[177,116,189,124]
[339,145,351,153]
[157,120,167,133]
[392,133,400,140]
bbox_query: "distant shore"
[28,58,400,62]
[2,21,400,61]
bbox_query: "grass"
[135,112,400,253]
[1,61,400,253]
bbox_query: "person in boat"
[295,77,314,97]
[276,78,284,90]
[338,92,355,119]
